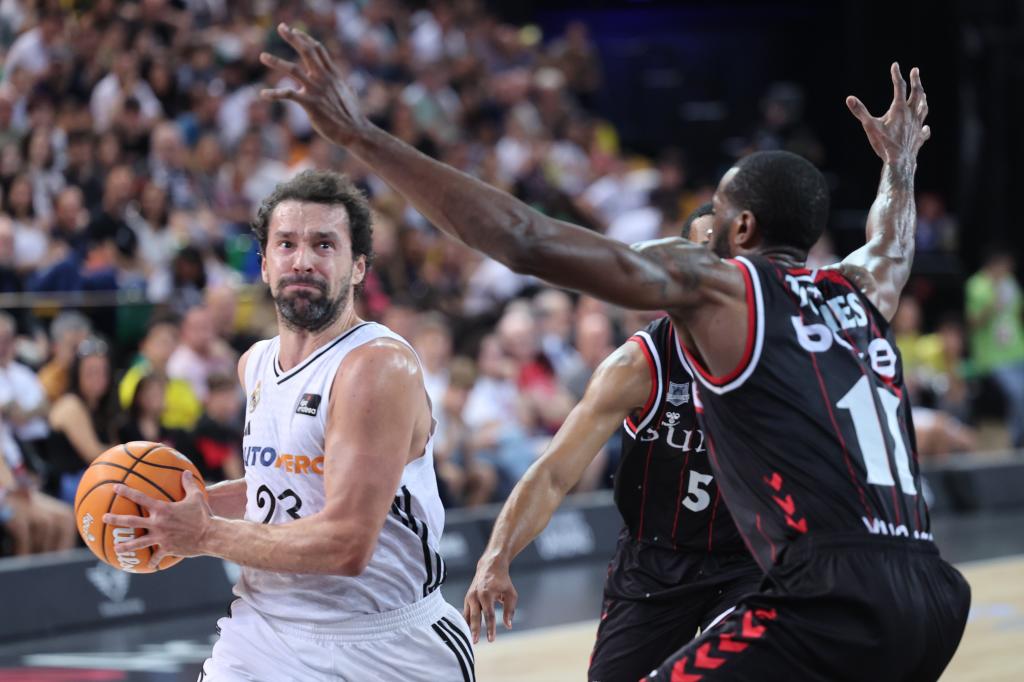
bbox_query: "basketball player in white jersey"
[103,170,475,682]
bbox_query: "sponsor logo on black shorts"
[296,393,321,416]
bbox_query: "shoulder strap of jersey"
[243,338,276,394]
[623,317,668,438]
[675,255,767,396]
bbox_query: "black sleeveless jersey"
[679,255,930,573]
[614,316,745,553]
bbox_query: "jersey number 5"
[682,471,715,512]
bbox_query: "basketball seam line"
[100,446,150,567]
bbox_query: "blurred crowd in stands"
[0,0,1021,557]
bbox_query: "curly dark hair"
[251,169,374,267]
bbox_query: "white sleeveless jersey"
[234,322,447,623]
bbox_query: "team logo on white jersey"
[666,381,691,406]
[295,393,321,417]
[249,380,261,413]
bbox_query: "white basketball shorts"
[198,591,475,682]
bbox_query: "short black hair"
[723,151,829,253]
[251,169,373,267]
[681,202,714,239]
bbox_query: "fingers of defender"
[276,23,324,74]
[909,67,925,104]
[921,125,931,143]
[502,589,517,630]
[482,590,498,642]
[891,62,907,102]
[465,593,483,643]
[845,95,873,126]
[286,24,335,75]
[259,52,312,87]
[260,87,310,105]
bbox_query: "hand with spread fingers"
[259,23,372,147]
[102,470,213,570]
[463,556,518,643]
[846,62,930,166]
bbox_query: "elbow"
[498,214,544,276]
[334,536,376,577]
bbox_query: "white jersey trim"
[673,255,765,395]
[622,329,664,439]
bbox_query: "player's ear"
[260,249,269,285]
[351,254,366,286]
[734,210,757,248]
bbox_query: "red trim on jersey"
[754,514,776,563]
[679,260,756,386]
[637,334,675,541]
[670,451,693,547]
[625,336,659,433]
[814,269,855,287]
[636,441,655,540]
[707,487,721,551]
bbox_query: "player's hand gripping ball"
[74,442,206,573]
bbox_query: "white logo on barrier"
[86,562,145,618]
[439,532,468,562]
[86,562,130,603]
[536,510,595,560]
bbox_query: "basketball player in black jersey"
[263,25,969,680]
[463,205,763,682]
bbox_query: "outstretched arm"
[259,24,742,313]
[839,63,930,321]
[463,339,652,642]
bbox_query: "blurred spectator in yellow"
[119,315,202,430]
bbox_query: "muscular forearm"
[865,159,917,267]
[480,396,627,567]
[479,461,575,569]
[348,126,675,309]
[205,478,247,520]
[199,513,370,575]
[350,125,542,272]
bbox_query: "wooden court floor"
[474,555,1024,681]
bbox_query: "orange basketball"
[74,441,206,573]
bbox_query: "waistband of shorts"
[265,590,451,641]
[779,531,938,564]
